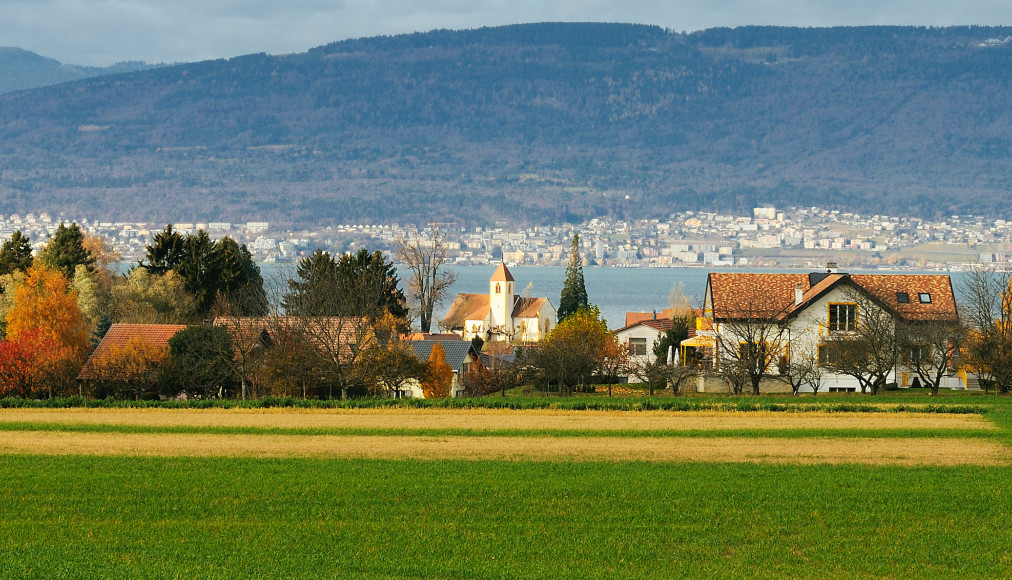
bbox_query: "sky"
[2,0,1012,66]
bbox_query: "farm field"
[1,394,1011,578]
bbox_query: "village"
[5,205,1012,270]
[0,219,996,401]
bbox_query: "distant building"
[441,263,556,343]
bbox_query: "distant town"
[4,206,1011,269]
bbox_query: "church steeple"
[489,262,515,334]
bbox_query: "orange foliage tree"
[5,265,90,396]
[421,342,454,398]
[0,330,56,398]
[90,336,169,400]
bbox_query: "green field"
[1,392,1011,578]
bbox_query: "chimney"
[795,283,804,306]
[652,310,657,320]
[826,261,838,273]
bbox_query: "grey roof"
[409,340,477,373]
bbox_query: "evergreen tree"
[283,249,339,315]
[0,231,34,277]
[558,234,589,323]
[335,249,408,321]
[283,248,407,321]
[39,222,93,280]
[215,237,268,316]
[176,230,221,317]
[141,225,185,275]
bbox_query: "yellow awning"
[680,336,714,348]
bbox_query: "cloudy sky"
[3,0,1012,66]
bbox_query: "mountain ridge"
[2,23,1012,226]
[0,47,164,94]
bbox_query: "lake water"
[434,266,710,329]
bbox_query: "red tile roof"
[708,273,809,319]
[708,272,958,322]
[613,317,676,334]
[78,323,187,380]
[625,309,675,327]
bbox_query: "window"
[495,283,501,295]
[896,292,910,304]
[918,293,931,303]
[629,337,647,356]
[738,341,769,362]
[902,344,931,365]
[818,343,841,366]
[828,303,858,332]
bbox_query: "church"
[440,263,557,343]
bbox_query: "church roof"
[440,293,491,330]
[490,262,515,282]
[512,296,547,318]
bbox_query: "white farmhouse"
[692,271,961,393]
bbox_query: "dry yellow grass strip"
[0,431,1005,465]
[0,408,994,431]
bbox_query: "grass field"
[2,392,1011,578]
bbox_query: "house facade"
[441,263,557,343]
[691,271,961,393]
[613,316,675,368]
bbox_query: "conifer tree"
[0,231,33,277]
[558,234,589,323]
[39,222,93,280]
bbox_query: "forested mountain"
[0,47,162,94]
[2,23,1012,226]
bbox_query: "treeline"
[0,226,467,401]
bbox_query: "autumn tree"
[557,234,589,323]
[90,335,169,400]
[5,265,90,397]
[39,222,93,280]
[0,231,33,277]
[959,265,1012,394]
[529,305,609,394]
[421,342,454,398]
[212,277,280,400]
[398,226,457,332]
[0,330,55,398]
[460,353,524,397]
[111,268,197,324]
[599,334,631,397]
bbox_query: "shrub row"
[0,396,988,415]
